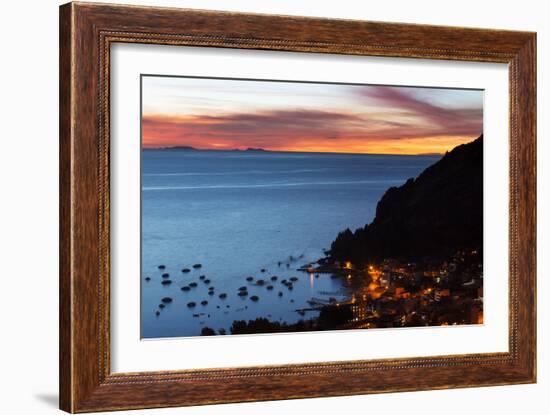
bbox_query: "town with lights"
[299,248,483,330]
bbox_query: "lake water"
[141,150,439,338]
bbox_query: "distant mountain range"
[329,135,483,264]
[144,146,445,156]
[144,146,267,152]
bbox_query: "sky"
[141,76,483,155]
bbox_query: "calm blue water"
[141,150,439,338]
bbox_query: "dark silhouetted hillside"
[330,136,483,264]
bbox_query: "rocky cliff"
[330,136,483,264]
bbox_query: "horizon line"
[141,146,445,157]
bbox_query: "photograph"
[140,76,484,338]
[33,0,540,412]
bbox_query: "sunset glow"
[142,76,483,155]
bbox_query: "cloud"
[357,86,483,138]
[142,91,483,154]
[142,109,371,149]
[198,109,364,133]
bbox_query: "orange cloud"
[142,107,482,155]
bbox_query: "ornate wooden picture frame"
[59,2,536,412]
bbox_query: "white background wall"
[0,1,546,414]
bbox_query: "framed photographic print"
[59,2,536,412]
